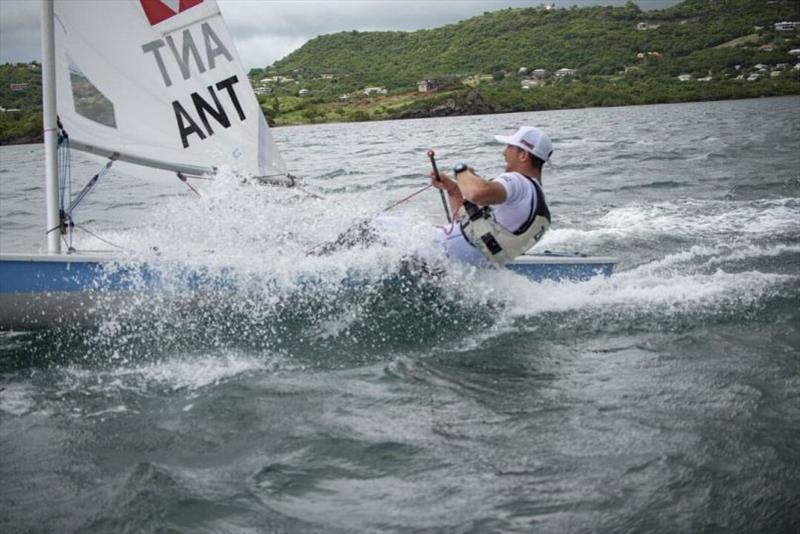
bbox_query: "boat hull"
[0,252,617,329]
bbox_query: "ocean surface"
[1,97,799,533]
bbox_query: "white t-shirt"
[432,172,539,265]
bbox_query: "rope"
[72,223,125,250]
[381,183,433,213]
[305,180,434,255]
[177,172,201,196]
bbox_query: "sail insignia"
[53,0,286,180]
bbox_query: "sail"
[52,0,286,179]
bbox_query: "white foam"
[61,351,284,394]
[66,169,798,355]
[491,266,792,321]
[541,197,800,247]
[0,382,37,416]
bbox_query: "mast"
[41,0,60,254]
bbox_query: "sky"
[0,0,681,69]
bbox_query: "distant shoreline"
[2,90,799,147]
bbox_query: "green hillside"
[244,0,798,125]
[0,62,43,144]
[254,0,798,93]
[1,0,798,142]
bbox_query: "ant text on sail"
[142,22,246,149]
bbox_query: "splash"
[32,171,800,381]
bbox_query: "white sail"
[53,0,286,179]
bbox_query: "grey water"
[1,97,799,533]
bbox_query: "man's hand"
[429,170,458,193]
[429,170,464,216]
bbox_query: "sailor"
[429,126,552,265]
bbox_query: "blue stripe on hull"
[0,259,153,294]
[506,262,614,282]
[1,257,616,295]
[0,255,615,329]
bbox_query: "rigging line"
[176,172,201,196]
[73,223,125,250]
[304,180,434,256]
[381,183,433,213]
[295,183,328,201]
[65,155,118,217]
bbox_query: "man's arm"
[455,168,507,206]
[431,169,507,210]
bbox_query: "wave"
[3,173,797,393]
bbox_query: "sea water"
[1,97,799,533]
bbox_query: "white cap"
[494,126,553,162]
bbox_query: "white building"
[418,79,440,93]
[677,74,692,81]
[636,22,660,31]
[774,21,799,32]
[363,87,387,96]
[555,68,576,77]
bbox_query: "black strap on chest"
[513,174,550,235]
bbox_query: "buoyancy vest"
[458,172,550,264]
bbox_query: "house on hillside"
[298,89,310,97]
[363,87,387,96]
[774,21,799,32]
[521,79,542,89]
[532,69,547,79]
[555,68,576,78]
[417,79,440,93]
[636,22,660,31]
[677,74,692,81]
[462,74,493,87]
[260,76,294,84]
[320,74,335,80]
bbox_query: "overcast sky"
[0,0,681,69]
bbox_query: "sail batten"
[53,0,285,181]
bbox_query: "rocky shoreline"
[393,90,496,120]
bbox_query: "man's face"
[503,144,526,171]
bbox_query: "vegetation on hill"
[249,0,798,125]
[0,0,798,142]
[0,62,43,144]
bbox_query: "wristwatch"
[453,163,469,174]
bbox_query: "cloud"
[220,0,536,67]
[0,0,41,64]
[1,0,680,68]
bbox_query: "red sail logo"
[140,0,204,26]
